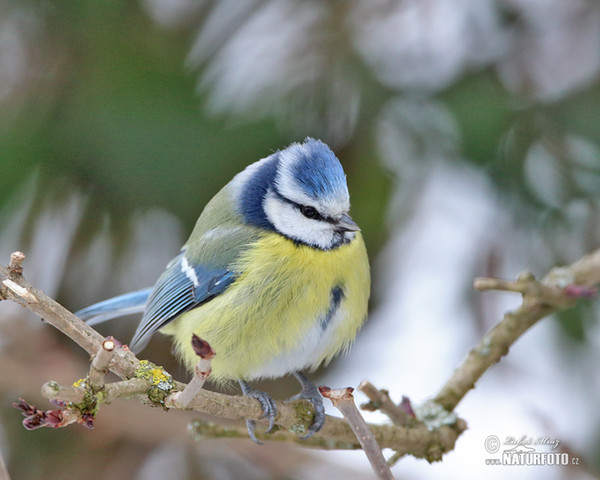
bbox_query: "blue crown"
[289,138,347,200]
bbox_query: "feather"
[129,253,236,353]
[75,289,151,326]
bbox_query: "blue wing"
[76,186,258,353]
[75,289,152,325]
[128,252,236,353]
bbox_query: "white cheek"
[263,192,334,250]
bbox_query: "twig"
[169,335,215,408]
[2,279,37,304]
[102,378,152,402]
[474,271,582,308]
[187,418,387,449]
[435,249,600,412]
[41,378,151,405]
[0,262,137,379]
[12,398,91,430]
[564,247,600,285]
[358,380,411,426]
[189,417,459,456]
[320,387,394,480]
[386,452,403,468]
[41,381,86,404]
[88,337,116,389]
[8,251,25,276]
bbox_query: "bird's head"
[234,138,359,250]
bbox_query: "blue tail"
[75,288,152,326]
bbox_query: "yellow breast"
[163,232,370,382]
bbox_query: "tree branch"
[4,246,598,466]
[0,253,463,461]
[170,335,215,409]
[434,248,600,411]
[358,380,413,427]
[88,337,116,389]
[321,386,394,480]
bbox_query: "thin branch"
[169,335,215,409]
[8,251,25,275]
[88,337,116,389]
[41,381,85,404]
[358,380,412,426]
[321,387,394,480]
[565,247,600,285]
[41,378,150,405]
[0,263,137,379]
[187,418,370,448]
[102,378,152,402]
[2,278,37,304]
[473,272,574,308]
[12,397,92,430]
[435,248,600,412]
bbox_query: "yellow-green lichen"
[134,359,176,406]
[288,401,314,435]
[72,378,86,388]
[68,377,105,419]
[95,387,108,405]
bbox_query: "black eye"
[301,206,318,219]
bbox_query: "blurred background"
[1,0,599,479]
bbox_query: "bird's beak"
[335,213,360,233]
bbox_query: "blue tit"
[76,138,370,442]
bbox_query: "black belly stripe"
[320,285,344,331]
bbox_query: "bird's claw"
[289,372,325,439]
[239,381,277,444]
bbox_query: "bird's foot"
[288,372,325,439]
[239,380,277,445]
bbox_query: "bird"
[76,138,370,443]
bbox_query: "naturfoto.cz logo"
[484,435,580,467]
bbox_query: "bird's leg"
[289,371,325,439]
[238,380,277,444]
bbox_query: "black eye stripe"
[272,189,334,223]
[294,201,323,221]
